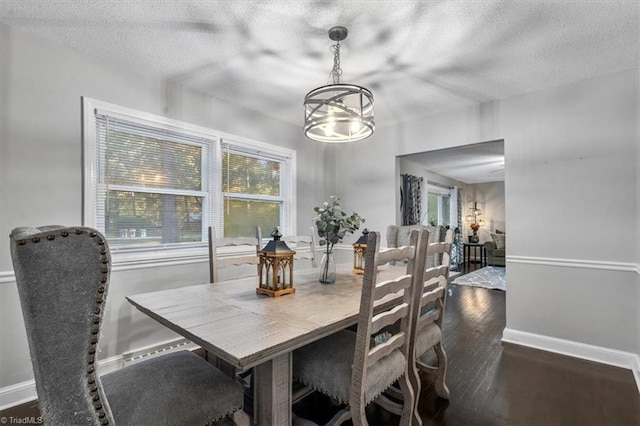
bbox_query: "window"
[427,189,451,227]
[83,98,295,255]
[221,144,289,238]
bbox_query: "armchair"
[10,225,247,425]
[386,224,446,267]
[485,231,506,266]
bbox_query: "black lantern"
[352,228,369,275]
[257,228,296,297]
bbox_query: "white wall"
[0,24,333,405]
[336,69,640,374]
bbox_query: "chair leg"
[231,409,251,426]
[397,372,420,426]
[433,343,450,400]
[326,408,352,426]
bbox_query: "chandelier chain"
[330,42,343,85]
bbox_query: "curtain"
[401,174,423,225]
[452,186,463,267]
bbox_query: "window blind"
[94,112,214,248]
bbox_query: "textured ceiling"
[1,1,638,182]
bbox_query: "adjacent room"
[1,2,638,425]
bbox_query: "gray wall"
[0,24,332,400]
[637,67,640,363]
[1,23,639,405]
[334,69,639,361]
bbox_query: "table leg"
[253,352,292,426]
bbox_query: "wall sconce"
[352,228,369,275]
[257,228,296,297]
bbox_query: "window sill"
[110,244,257,272]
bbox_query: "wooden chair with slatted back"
[409,228,454,401]
[293,229,429,425]
[283,226,318,268]
[208,226,262,396]
[255,226,318,268]
[208,226,261,283]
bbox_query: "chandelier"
[304,26,375,143]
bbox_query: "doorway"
[397,139,505,273]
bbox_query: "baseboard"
[0,380,38,411]
[502,328,640,393]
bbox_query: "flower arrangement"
[314,196,364,254]
[314,196,364,283]
[470,223,480,232]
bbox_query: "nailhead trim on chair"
[14,227,112,425]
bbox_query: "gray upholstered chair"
[485,230,506,266]
[208,226,261,283]
[386,224,445,267]
[410,228,454,400]
[292,229,429,425]
[10,225,247,425]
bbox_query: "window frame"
[82,97,296,265]
[218,138,294,239]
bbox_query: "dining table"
[126,262,405,426]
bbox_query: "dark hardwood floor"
[3,269,639,425]
[294,274,640,426]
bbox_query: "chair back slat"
[286,228,318,266]
[424,264,448,282]
[209,226,261,283]
[216,256,259,268]
[376,246,416,266]
[418,308,442,331]
[216,236,261,247]
[421,285,446,306]
[373,274,412,300]
[370,303,410,335]
[366,332,407,367]
[259,225,318,267]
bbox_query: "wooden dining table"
[126,263,404,425]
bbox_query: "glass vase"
[318,253,336,284]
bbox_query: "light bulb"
[324,123,334,137]
[325,107,336,136]
[350,119,361,133]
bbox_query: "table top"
[463,242,485,247]
[127,264,404,369]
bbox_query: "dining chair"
[410,228,454,400]
[10,225,248,425]
[292,229,429,425]
[283,226,318,267]
[255,226,318,267]
[208,226,261,283]
[207,226,262,394]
